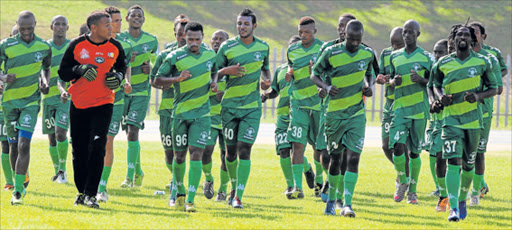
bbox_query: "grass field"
[1,140,511,229]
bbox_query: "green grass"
[1,140,511,229]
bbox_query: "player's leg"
[43,105,59,179]
[215,132,229,201]
[315,113,328,194]
[472,116,491,202]
[406,118,427,204]
[0,114,14,190]
[275,117,294,198]
[123,95,148,187]
[221,108,239,204]
[172,119,190,210]
[287,107,309,198]
[426,123,439,196]
[158,115,175,205]
[202,129,218,200]
[432,128,448,212]
[324,117,343,215]
[389,117,410,202]
[54,101,70,184]
[4,109,20,191]
[457,129,479,220]
[443,126,463,221]
[381,110,393,164]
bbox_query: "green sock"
[344,171,358,206]
[1,153,13,185]
[57,139,68,171]
[166,162,173,174]
[314,160,323,184]
[336,174,344,200]
[292,164,303,189]
[126,141,139,180]
[218,168,229,193]
[472,173,484,196]
[170,177,177,198]
[236,159,251,200]
[49,145,59,174]
[202,161,214,182]
[279,157,294,188]
[226,158,238,190]
[459,168,474,201]
[98,166,111,193]
[303,156,311,172]
[481,176,486,188]
[393,154,407,183]
[172,161,186,194]
[446,164,461,208]
[437,177,448,197]
[328,173,340,201]
[186,161,202,203]
[135,141,143,175]
[429,156,438,189]
[14,174,25,192]
[409,156,421,193]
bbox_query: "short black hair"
[469,21,485,35]
[339,13,356,20]
[435,39,448,48]
[299,16,315,26]
[174,14,189,26]
[288,35,301,45]
[238,8,256,24]
[184,21,203,33]
[79,22,89,35]
[104,6,121,16]
[127,5,144,17]
[346,20,364,33]
[86,10,110,29]
[449,24,477,47]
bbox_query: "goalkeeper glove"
[72,64,98,82]
[105,72,124,90]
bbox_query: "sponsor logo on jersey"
[80,49,89,59]
[7,41,19,46]
[177,53,188,60]
[108,52,115,58]
[96,52,104,55]
[332,49,343,55]
[227,41,238,48]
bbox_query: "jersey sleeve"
[262,45,270,70]
[210,55,218,75]
[494,48,508,71]
[216,45,228,70]
[58,37,82,82]
[312,49,331,78]
[270,66,281,93]
[150,52,165,80]
[0,40,6,72]
[482,57,498,89]
[378,49,386,75]
[489,55,503,87]
[156,54,176,78]
[124,44,133,68]
[366,51,375,77]
[389,55,396,79]
[111,39,127,76]
[431,61,443,88]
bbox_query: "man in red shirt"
[58,10,126,208]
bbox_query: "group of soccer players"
[0,5,508,222]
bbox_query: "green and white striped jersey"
[43,39,70,106]
[271,63,291,119]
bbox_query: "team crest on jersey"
[129,111,138,120]
[142,44,149,53]
[60,113,68,122]
[244,127,255,140]
[311,54,318,63]
[199,131,208,144]
[23,114,32,125]
[206,61,213,71]
[356,137,364,150]
[468,67,477,78]
[95,57,105,64]
[254,52,262,61]
[80,49,89,59]
[412,63,421,72]
[358,60,366,71]
[111,122,119,131]
[34,52,43,62]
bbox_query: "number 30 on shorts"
[45,117,55,129]
[444,140,456,153]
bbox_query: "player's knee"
[1,141,9,154]
[347,152,360,167]
[279,148,290,158]
[127,125,139,141]
[462,163,474,172]
[55,130,67,142]
[48,133,57,146]
[174,151,187,164]
[329,153,342,173]
[238,142,252,160]
[394,143,406,156]
[382,139,389,151]
[410,152,420,159]
[447,158,461,166]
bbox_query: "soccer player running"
[155,21,218,212]
[118,5,158,188]
[44,15,71,184]
[467,22,504,206]
[0,11,51,205]
[164,14,190,50]
[285,16,323,199]
[389,20,434,204]
[261,35,302,199]
[96,6,133,202]
[311,20,374,217]
[59,10,127,208]
[430,24,497,221]
[216,8,271,209]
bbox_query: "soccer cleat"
[284,187,294,199]
[448,208,460,222]
[469,195,480,206]
[459,200,467,220]
[232,196,243,209]
[84,195,99,209]
[394,182,409,202]
[407,192,418,204]
[321,181,329,203]
[479,184,489,198]
[291,187,304,199]
[215,191,227,202]
[203,181,214,199]
[324,200,336,215]
[335,199,344,210]
[74,193,85,206]
[10,189,26,205]
[168,196,176,207]
[24,172,30,188]
[429,189,440,197]
[304,164,315,189]
[51,174,59,182]
[120,178,134,188]
[134,172,144,187]
[314,183,322,197]
[341,205,356,217]
[175,194,186,211]
[56,170,68,184]
[436,197,449,212]
[184,202,196,212]
[3,184,14,191]
[96,191,109,203]
[228,190,235,206]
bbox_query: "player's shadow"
[212,211,280,220]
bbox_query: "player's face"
[402,25,418,46]
[448,38,455,53]
[455,27,472,51]
[298,23,316,46]
[186,30,203,54]
[93,17,113,41]
[345,29,362,53]
[433,43,448,61]
[470,25,483,45]
[390,36,404,50]
[17,16,36,43]
[126,9,144,29]
[110,13,122,34]
[211,31,227,53]
[337,17,352,41]
[237,16,255,39]
[175,24,186,48]
[51,17,68,38]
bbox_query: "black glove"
[72,64,98,82]
[105,72,124,90]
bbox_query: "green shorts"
[315,111,327,151]
[107,103,124,137]
[4,106,40,138]
[381,99,393,140]
[325,115,366,155]
[389,116,427,154]
[0,112,7,141]
[441,126,480,165]
[275,115,291,153]
[123,95,150,130]
[477,117,492,154]
[159,115,173,150]
[172,116,211,152]
[287,107,321,148]
[428,129,443,156]
[221,108,261,146]
[42,102,70,134]
[207,127,226,151]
